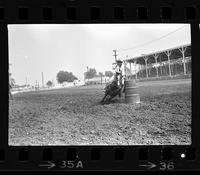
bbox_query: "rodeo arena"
[9,41,191,145]
[10,44,191,97]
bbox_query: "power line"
[118,25,188,52]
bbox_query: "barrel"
[124,80,140,104]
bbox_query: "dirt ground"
[9,79,191,145]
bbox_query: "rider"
[115,59,124,91]
[101,58,126,104]
[105,59,124,97]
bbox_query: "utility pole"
[25,77,27,86]
[113,50,118,62]
[85,66,89,84]
[42,72,44,88]
[35,80,37,90]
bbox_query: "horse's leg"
[119,88,123,101]
[122,86,124,93]
[120,85,125,97]
[100,93,108,103]
[118,88,122,98]
[108,89,121,102]
[108,94,117,102]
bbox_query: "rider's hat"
[115,71,121,75]
[116,59,123,67]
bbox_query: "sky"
[8,24,191,86]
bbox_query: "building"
[124,44,191,80]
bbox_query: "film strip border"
[0,146,198,170]
[0,0,200,171]
[0,0,199,22]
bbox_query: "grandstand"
[124,44,191,81]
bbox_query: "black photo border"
[0,0,200,171]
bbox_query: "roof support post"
[178,46,187,75]
[164,50,172,77]
[143,56,148,78]
[153,53,159,78]
[134,60,137,80]
[123,61,127,79]
[129,62,132,74]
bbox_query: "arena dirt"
[9,79,191,145]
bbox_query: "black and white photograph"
[8,24,191,146]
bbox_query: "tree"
[85,68,97,79]
[46,80,53,88]
[56,71,78,84]
[9,72,15,88]
[98,72,103,77]
[9,72,15,99]
[105,71,113,78]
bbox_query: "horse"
[100,72,124,104]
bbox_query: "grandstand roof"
[125,43,191,64]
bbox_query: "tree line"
[84,68,113,80]
[47,68,113,87]
[9,68,114,89]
